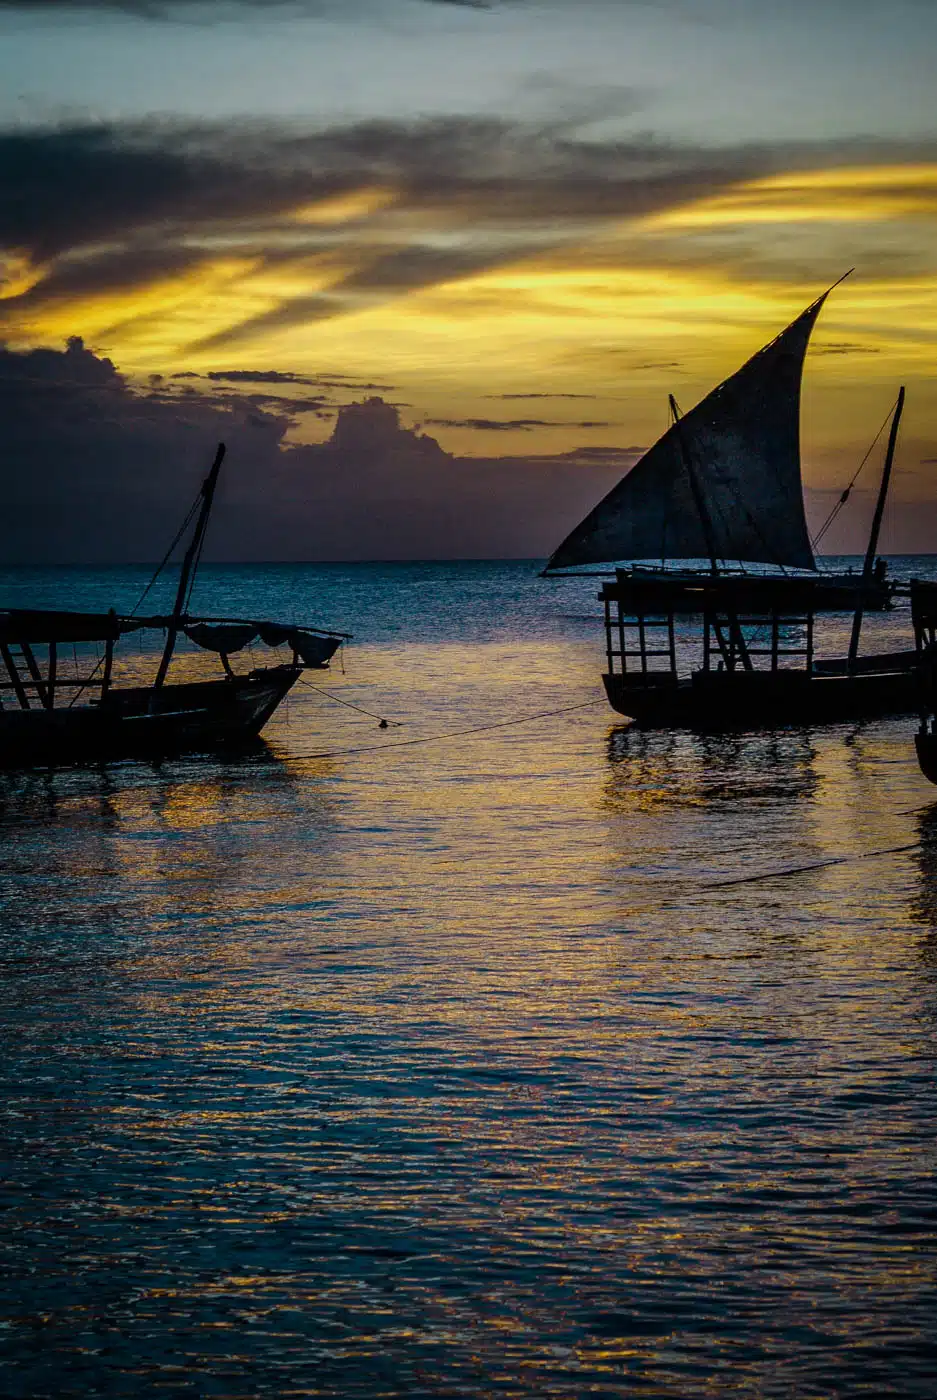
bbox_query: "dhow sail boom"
[546,290,835,574]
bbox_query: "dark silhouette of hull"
[604,658,918,731]
[0,666,300,770]
[915,727,937,785]
[612,567,893,614]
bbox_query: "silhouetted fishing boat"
[544,280,917,730]
[543,271,893,612]
[911,582,937,783]
[0,444,348,769]
[595,570,916,731]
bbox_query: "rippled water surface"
[2,560,937,1398]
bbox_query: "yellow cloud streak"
[4,161,936,474]
[0,253,44,302]
[291,187,396,224]
[642,164,937,229]
[759,165,937,190]
[8,257,258,356]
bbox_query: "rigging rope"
[810,395,899,553]
[297,676,401,727]
[130,495,202,616]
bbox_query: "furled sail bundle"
[546,292,832,573]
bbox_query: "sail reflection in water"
[1,562,936,1398]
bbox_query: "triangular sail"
[546,294,829,573]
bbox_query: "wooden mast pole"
[847,387,904,671]
[153,442,226,691]
[669,394,720,576]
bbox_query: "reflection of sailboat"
[605,726,819,808]
[544,274,891,610]
[0,444,349,769]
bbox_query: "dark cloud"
[0,0,499,11]
[205,369,321,384]
[811,342,881,355]
[0,340,627,563]
[4,114,928,352]
[170,368,396,390]
[486,391,599,400]
[564,444,645,458]
[425,416,613,430]
[560,345,686,372]
[0,337,296,560]
[195,389,332,416]
[202,368,396,390]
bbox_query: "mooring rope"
[683,841,922,894]
[278,697,607,762]
[296,676,401,727]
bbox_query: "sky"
[1,0,936,559]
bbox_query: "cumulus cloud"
[0,340,627,562]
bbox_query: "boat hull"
[616,568,892,613]
[915,729,937,785]
[603,661,918,730]
[0,666,301,770]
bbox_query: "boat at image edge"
[910,582,937,784]
[0,444,349,769]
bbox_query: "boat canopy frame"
[0,608,350,714]
[600,572,820,687]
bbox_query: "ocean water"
[2,559,937,1398]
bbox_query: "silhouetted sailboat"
[543,282,921,730]
[544,272,891,610]
[0,444,348,768]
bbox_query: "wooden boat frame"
[550,561,895,613]
[0,606,348,769]
[554,338,914,732]
[599,571,918,731]
[0,443,349,770]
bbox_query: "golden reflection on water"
[2,634,937,1395]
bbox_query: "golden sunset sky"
[1,0,936,519]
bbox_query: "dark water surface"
[2,561,937,1397]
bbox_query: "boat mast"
[847,388,905,670]
[153,442,226,690]
[669,393,720,575]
